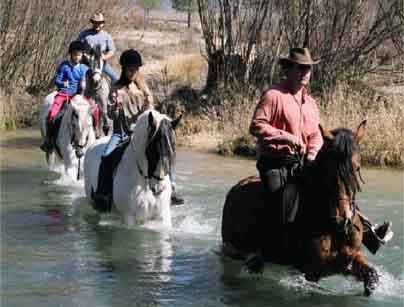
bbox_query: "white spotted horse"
[84,109,181,226]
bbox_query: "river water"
[1,130,403,307]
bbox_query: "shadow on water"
[1,136,41,149]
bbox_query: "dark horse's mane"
[145,118,176,178]
[317,128,360,192]
[302,128,361,228]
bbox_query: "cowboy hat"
[279,48,320,66]
[90,13,105,23]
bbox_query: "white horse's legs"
[159,187,173,227]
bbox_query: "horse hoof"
[244,254,265,274]
[364,269,379,296]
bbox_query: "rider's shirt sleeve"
[250,89,297,145]
[305,99,323,160]
[80,64,89,80]
[54,62,66,89]
[105,34,116,53]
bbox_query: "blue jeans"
[169,168,176,188]
[103,62,119,84]
[103,133,126,157]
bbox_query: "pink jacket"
[250,83,323,160]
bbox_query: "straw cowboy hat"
[90,13,105,23]
[279,48,320,66]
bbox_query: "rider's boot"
[40,121,54,153]
[359,211,393,254]
[93,156,114,212]
[171,183,184,205]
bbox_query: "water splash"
[372,269,404,299]
[277,266,404,299]
[174,215,214,234]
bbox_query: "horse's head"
[87,44,104,85]
[312,120,366,231]
[132,109,181,195]
[69,95,95,158]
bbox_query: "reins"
[131,125,167,182]
[69,103,93,180]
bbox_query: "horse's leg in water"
[302,235,336,282]
[222,189,267,274]
[339,247,379,296]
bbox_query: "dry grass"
[177,83,403,168]
[162,54,207,87]
[320,84,404,167]
[0,91,41,129]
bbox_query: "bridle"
[70,109,90,152]
[332,174,361,234]
[87,47,104,90]
[131,124,171,195]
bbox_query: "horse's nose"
[75,148,84,158]
[93,73,101,82]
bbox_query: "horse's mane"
[155,118,176,171]
[133,110,176,176]
[304,128,361,225]
[317,128,361,194]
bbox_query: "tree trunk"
[187,4,191,28]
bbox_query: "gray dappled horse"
[84,44,112,136]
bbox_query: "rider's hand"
[285,135,304,153]
[63,80,69,88]
[111,90,124,110]
[116,89,124,105]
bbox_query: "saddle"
[257,152,304,225]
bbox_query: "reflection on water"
[1,131,403,307]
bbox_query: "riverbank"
[1,124,403,171]
[1,14,403,168]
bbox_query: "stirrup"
[363,221,393,255]
[374,221,394,243]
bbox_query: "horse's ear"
[319,124,334,141]
[171,114,182,130]
[354,119,367,144]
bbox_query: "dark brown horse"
[221,120,380,296]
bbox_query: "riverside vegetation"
[1,0,403,167]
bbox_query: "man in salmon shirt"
[250,47,392,255]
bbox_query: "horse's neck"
[117,141,145,186]
[86,76,110,97]
[299,170,334,226]
[58,109,72,143]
